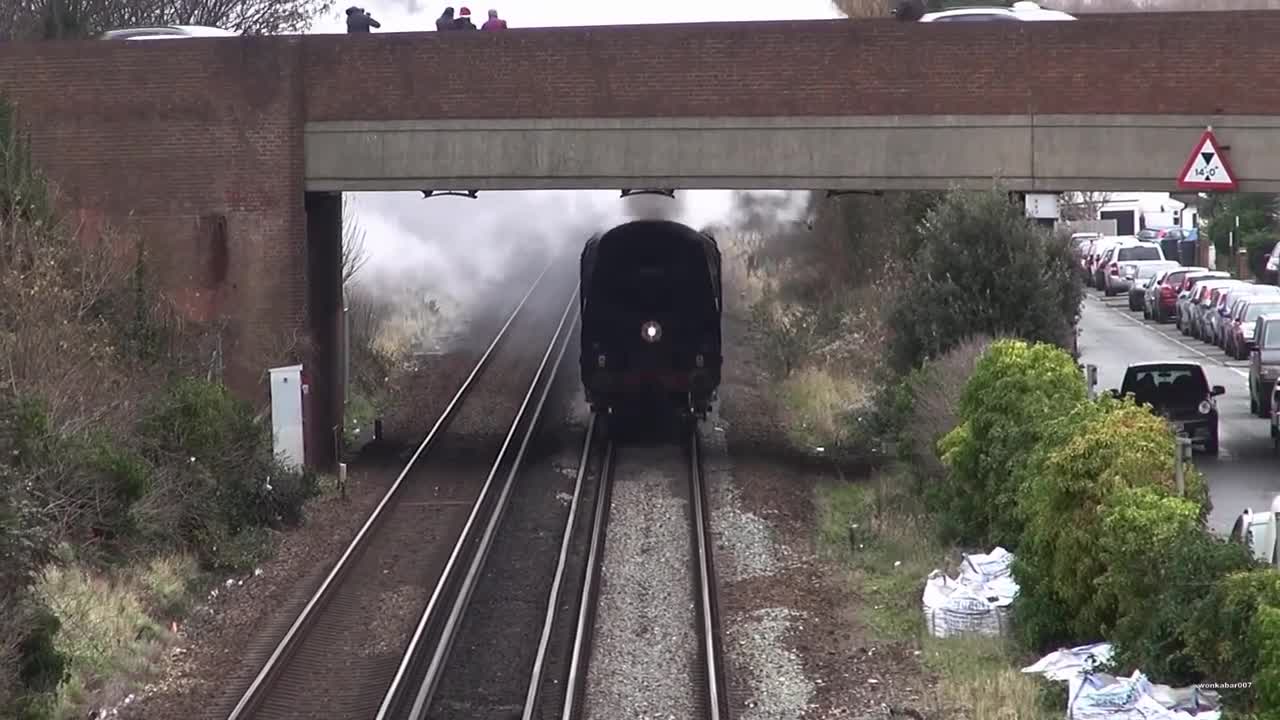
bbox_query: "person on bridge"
[454,7,478,29]
[892,0,925,21]
[482,9,507,30]
[436,7,455,30]
[345,6,381,32]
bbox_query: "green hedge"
[935,338,1087,548]
[937,339,1275,714]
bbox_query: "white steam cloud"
[347,189,742,306]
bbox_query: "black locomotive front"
[579,220,722,418]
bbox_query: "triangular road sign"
[1177,129,1238,191]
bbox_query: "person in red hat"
[482,8,507,30]
[454,6,477,29]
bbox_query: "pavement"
[1078,290,1279,536]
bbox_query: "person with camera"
[345,6,381,32]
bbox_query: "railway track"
[222,260,580,720]
[524,421,732,720]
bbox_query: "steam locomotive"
[579,219,723,419]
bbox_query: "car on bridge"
[918,1,1076,22]
[99,25,237,40]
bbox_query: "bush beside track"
[0,99,324,719]
[729,185,1278,716]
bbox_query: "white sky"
[322,2,844,300]
[310,0,844,33]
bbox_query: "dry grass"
[777,367,871,453]
[815,474,1054,719]
[901,334,995,480]
[922,635,1051,720]
[34,562,181,719]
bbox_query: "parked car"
[1188,279,1241,340]
[99,25,237,40]
[1251,314,1280,418]
[1101,241,1165,297]
[1264,241,1280,285]
[1228,297,1280,360]
[1176,271,1230,332]
[1142,269,1172,319]
[1128,260,1180,311]
[1113,361,1223,455]
[1201,281,1249,345]
[1138,226,1187,264]
[1180,276,1234,336]
[1215,286,1280,349]
[1071,232,1102,282]
[1146,266,1206,323]
[1270,379,1280,452]
[1086,238,1123,289]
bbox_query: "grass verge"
[815,472,1055,719]
[776,367,870,454]
[30,552,203,719]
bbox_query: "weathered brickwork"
[0,38,307,399]
[0,12,1276,465]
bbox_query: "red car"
[1150,267,1205,323]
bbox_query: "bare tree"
[831,0,896,17]
[2,0,334,40]
[342,201,370,288]
[1059,191,1113,222]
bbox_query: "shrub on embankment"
[935,339,1087,548]
[805,187,1274,713]
[0,97,319,718]
[927,338,1276,714]
[886,188,1083,375]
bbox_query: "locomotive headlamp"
[641,321,662,343]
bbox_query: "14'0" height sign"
[1177,128,1238,191]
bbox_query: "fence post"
[1174,434,1192,497]
[1084,364,1098,400]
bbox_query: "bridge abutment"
[304,191,345,472]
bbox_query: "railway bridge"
[1,11,1278,468]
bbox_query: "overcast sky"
[312,2,843,304]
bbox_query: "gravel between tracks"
[582,448,699,720]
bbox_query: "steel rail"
[559,436,616,720]
[689,425,729,720]
[520,409,597,720]
[224,261,551,720]
[403,286,580,720]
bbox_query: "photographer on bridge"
[346,6,381,32]
[892,0,925,21]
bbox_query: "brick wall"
[301,11,1280,120]
[0,36,308,398]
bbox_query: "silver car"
[1192,280,1244,341]
[100,25,237,40]
[1103,242,1166,296]
[1214,285,1280,347]
[1176,272,1231,333]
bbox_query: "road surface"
[1078,291,1279,535]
